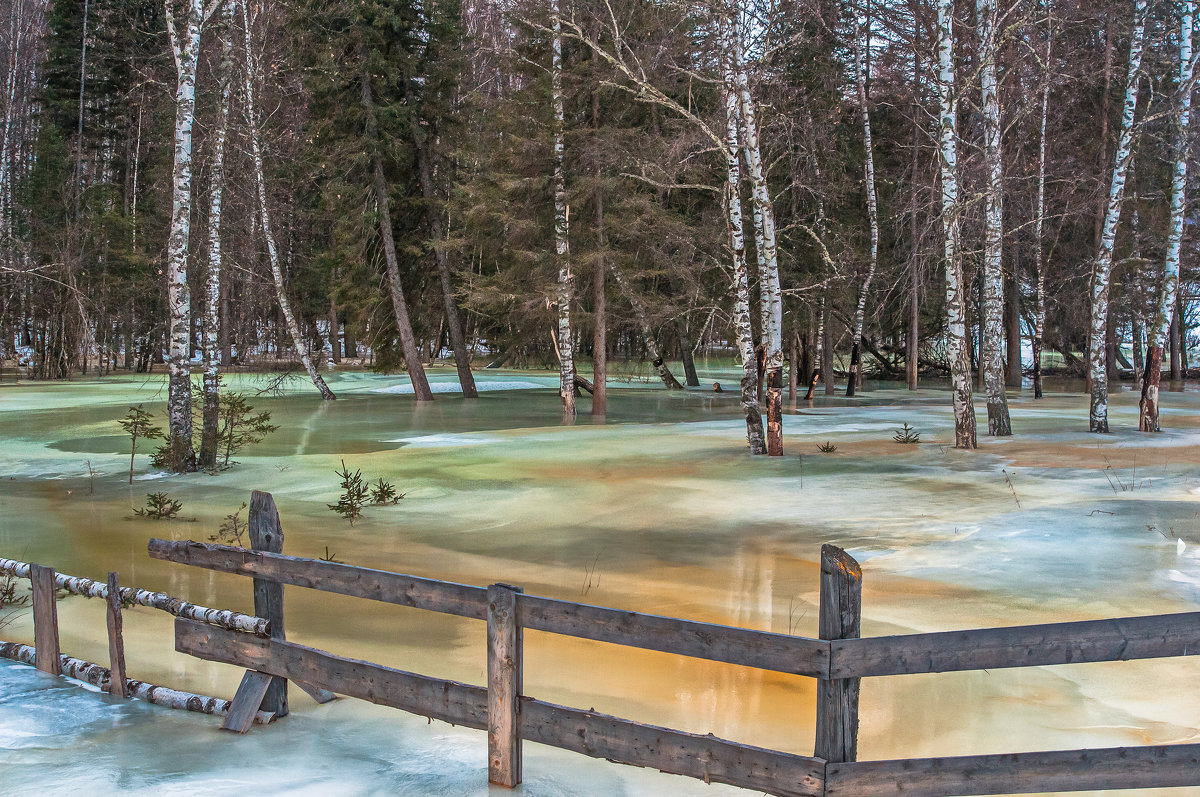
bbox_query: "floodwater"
[1,366,1199,796]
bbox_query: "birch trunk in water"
[976,0,1010,435]
[720,17,764,455]
[608,264,683,389]
[1032,13,1052,401]
[240,0,334,400]
[847,17,878,399]
[728,8,782,455]
[199,4,232,470]
[935,0,976,448]
[551,0,575,418]
[358,64,432,401]
[1141,0,1192,432]
[163,0,207,470]
[1090,0,1146,433]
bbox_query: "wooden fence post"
[815,544,862,764]
[249,490,287,718]
[487,583,523,787]
[105,572,128,697]
[29,564,60,676]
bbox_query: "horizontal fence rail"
[176,618,826,797]
[149,539,830,677]
[831,611,1200,677]
[824,743,1200,796]
[144,493,1200,797]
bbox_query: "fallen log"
[0,557,268,636]
[0,641,274,724]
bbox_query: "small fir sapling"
[133,492,184,519]
[893,423,921,443]
[328,460,369,524]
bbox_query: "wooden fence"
[141,489,1200,797]
[0,557,274,723]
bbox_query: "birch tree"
[729,6,782,455]
[199,3,233,470]
[720,16,765,455]
[1089,0,1146,433]
[239,0,335,400]
[163,0,222,470]
[976,0,1011,435]
[847,13,877,400]
[935,0,976,449]
[1140,0,1193,432]
[551,0,575,418]
[1031,8,1052,401]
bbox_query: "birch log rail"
[150,515,1200,797]
[0,557,269,635]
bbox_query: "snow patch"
[373,380,547,395]
[387,434,502,448]
[132,471,170,481]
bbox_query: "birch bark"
[239,0,335,400]
[721,17,764,454]
[163,0,208,470]
[729,7,782,454]
[1140,0,1193,432]
[848,16,878,399]
[1090,0,1147,433]
[1032,13,1052,401]
[199,3,232,470]
[935,0,977,448]
[551,0,575,418]
[976,0,1011,434]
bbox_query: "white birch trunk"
[720,16,764,455]
[936,0,977,448]
[848,16,878,399]
[239,0,334,400]
[1032,13,1052,401]
[1090,0,1147,433]
[977,0,1011,435]
[1141,0,1193,432]
[551,0,575,418]
[729,7,782,454]
[163,0,205,470]
[199,4,232,469]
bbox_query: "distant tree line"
[0,0,1196,464]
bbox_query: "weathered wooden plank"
[832,611,1200,678]
[151,539,831,676]
[825,743,1200,796]
[487,584,523,787]
[249,491,288,717]
[815,545,861,764]
[517,594,830,678]
[29,564,60,676]
[222,670,274,733]
[0,556,268,635]
[294,680,338,704]
[148,539,487,619]
[519,697,826,797]
[174,618,488,729]
[105,572,128,698]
